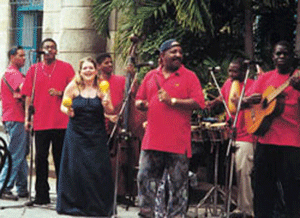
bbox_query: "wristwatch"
[171,98,177,106]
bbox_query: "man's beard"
[167,59,181,72]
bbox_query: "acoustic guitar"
[244,70,300,136]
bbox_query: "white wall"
[43,0,106,72]
[0,0,12,77]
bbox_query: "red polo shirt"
[1,65,25,122]
[101,74,126,109]
[136,65,205,157]
[221,78,254,142]
[246,69,300,147]
[21,60,75,130]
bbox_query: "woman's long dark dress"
[56,95,114,217]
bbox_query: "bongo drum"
[207,122,229,144]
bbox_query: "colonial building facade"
[0,0,117,75]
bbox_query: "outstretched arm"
[60,82,75,117]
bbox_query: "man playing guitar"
[242,41,300,218]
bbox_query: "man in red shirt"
[96,53,139,130]
[22,38,75,205]
[96,53,126,131]
[96,53,141,204]
[243,41,300,218]
[135,39,205,217]
[206,58,255,217]
[0,46,28,200]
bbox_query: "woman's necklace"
[42,60,57,78]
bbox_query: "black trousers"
[253,143,300,218]
[34,129,65,200]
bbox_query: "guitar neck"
[3,76,16,93]
[267,70,299,103]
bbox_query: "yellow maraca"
[99,80,110,93]
[99,80,110,100]
[62,97,72,109]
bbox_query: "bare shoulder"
[64,80,79,96]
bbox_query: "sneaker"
[32,198,50,205]
[18,192,29,198]
[1,191,19,201]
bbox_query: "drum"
[206,122,229,185]
[190,122,211,176]
[191,123,207,143]
[207,122,229,144]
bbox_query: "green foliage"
[91,0,298,100]
[91,0,214,60]
[171,0,214,35]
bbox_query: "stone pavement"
[0,175,227,218]
[0,128,230,218]
[0,176,141,218]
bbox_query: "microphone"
[244,60,263,65]
[30,49,49,55]
[136,61,155,68]
[208,66,221,72]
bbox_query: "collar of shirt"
[155,65,183,77]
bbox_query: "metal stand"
[193,68,232,218]
[110,66,142,218]
[23,105,35,207]
[198,66,252,217]
[225,64,251,218]
[195,130,227,217]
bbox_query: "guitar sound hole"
[262,98,268,109]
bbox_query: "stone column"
[0,0,12,75]
[43,0,106,71]
[106,9,127,75]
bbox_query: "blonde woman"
[56,57,114,216]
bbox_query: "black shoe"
[138,211,153,218]
[32,198,50,205]
[230,212,254,218]
[18,192,29,198]
[1,191,19,201]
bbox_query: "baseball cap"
[159,39,181,53]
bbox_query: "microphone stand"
[225,64,251,218]
[110,66,141,218]
[24,50,39,207]
[195,68,233,217]
[209,69,233,122]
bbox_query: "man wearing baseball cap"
[135,39,205,217]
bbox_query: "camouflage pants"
[137,150,189,218]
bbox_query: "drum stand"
[195,131,228,218]
[200,65,251,217]
[193,68,235,218]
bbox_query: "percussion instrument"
[191,122,229,155]
[192,122,231,217]
[191,122,210,143]
[207,122,229,144]
[228,80,240,114]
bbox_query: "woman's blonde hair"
[74,57,99,88]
